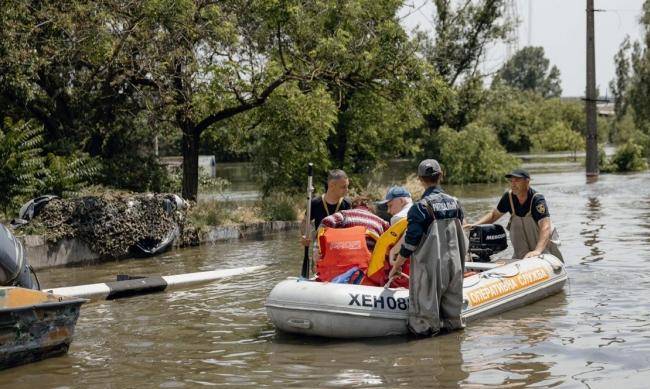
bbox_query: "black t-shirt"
[308,195,352,228]
[496,188,550,223]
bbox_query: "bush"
[260,194,299,221]
[610,142,648,172]
[39,153,100,197]
[530,122,585,153]
[0,118,46,214]
[599,142,648,172]
[434,124,520,185]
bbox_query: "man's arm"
[300,216,312,246]
[524,217,551,258]
[464,208,504,228]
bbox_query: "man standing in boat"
[465,169,563,261]
[389,159,467,336]
[300,169,352,247]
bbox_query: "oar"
[301,163,314,278]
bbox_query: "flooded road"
[3,168,650,388]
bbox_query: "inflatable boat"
[266,224,568,338]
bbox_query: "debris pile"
[20,193,199,258]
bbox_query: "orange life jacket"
[317,226,372,282]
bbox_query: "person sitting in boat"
[464,168,563,261]
[377,186,412,225]
[389,159,467,336]
[319,196,390,252]
[315,196,390,282]
[300,169,351,248]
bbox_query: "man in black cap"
[389,159,467,336]
[465,168,563,260]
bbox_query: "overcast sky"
[400,0,646,97]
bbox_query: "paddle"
[301,163,314,278]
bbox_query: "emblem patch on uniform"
[536,203,546,214]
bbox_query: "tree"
[418,0,512,131]
[610,37,632,120]
[492,46,562,98]
[422,0,511,87]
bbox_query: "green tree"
[492,46,562,97]
[418,0,512,131]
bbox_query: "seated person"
[377,186,412,225]
[315,196,390,282]
[319,196,389,251]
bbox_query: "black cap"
[417,159,442,177]
[505,168,530,179]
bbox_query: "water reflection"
[267,333,468,388]
[580,196,605,264]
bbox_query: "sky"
[400,0,646,97]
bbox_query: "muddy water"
[3,169,650,388]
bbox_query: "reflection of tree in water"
[639,198,650,244]
[580,196,605,263]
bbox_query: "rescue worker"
[377,186,412,225]
[300,169,351,247]
[389,159,467,336]
[465,168,563,261]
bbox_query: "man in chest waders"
[389,159,468,336]
[466,169,563,261]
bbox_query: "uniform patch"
[536,202,546,214]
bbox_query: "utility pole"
[585,0,599,177]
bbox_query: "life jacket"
[317,226,372,282]
[363,218,410,288]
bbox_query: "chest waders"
[507,192,563,261]
[408,195,467,336]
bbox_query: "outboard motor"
[0,223,37,289]
[468,224,508,262]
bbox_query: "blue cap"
[377,186,411,205]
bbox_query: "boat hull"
[266,255,567,338]
[0,287,86,369]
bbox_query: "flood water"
[3,162,650,388]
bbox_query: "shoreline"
[21,220,300,270]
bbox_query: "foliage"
[39,153,100,197]
[492,46,562,97]
[477,87,589,152]
[418,0,512,131]
[421,0,512,87]
[252,83,337,194]
[609,3,650,156]
[530,122,585,153]
[0,118,46,214]
[610,37,632,120]
[260,194,299,221]
[432,123,520,185]
[600,142,648,172]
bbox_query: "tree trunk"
[182,127,200,201]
